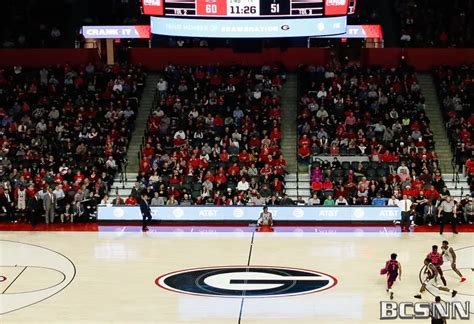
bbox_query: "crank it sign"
[156,266,337,297]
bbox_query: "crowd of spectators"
[307,159,473,225]
[0,62,145,224]
[305,156,473,224]
[119,64,290,207]
[297,63,436,163]
[295,63,466,217]
[433,64,474,192]
[395,0,474,47]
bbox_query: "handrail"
[295,71,305,202]
[295,77,300,201]
[451,156,456,184]
[451,146,460,189]
[122,158,128,189]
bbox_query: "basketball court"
[0,226,473,323]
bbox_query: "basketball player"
[427,245,447,286]
[441,240,466,282]
[16,185,27,222]
[381,253,401,300]
[258,206,273,227]
[414,258,457,299]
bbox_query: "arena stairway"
[126,73,161,172]
[417,74,471,197]
[441,173,472,198]
[417,73,453,173]
[285,173,310,203]
[110,172,139,200]
[280,73,298,174]
[107,73,160,201]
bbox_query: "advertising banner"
[321,24,382,39]
[150,16,347,38]
[98,206,401,222]
[81,25,151,39]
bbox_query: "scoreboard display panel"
[143,0,349,17]
[144,0,351,38]
[150,15,347,38]
[172,0,321,17]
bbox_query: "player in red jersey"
[427,245,447,286]
[380,253,402,300]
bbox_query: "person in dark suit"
[139,193,152,232]
[1,188,15,222]
[111,195,125,206]
[73,201,84,223]
[27,192,43,227]
[43,187,57,224]
[61,203,74,223]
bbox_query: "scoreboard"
[143,0,352,38]
[167,0,322,18]
[143,0,351,17]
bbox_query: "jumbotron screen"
[143,0,352,17]
[143,0,354,38]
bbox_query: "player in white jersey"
[16,186,27,222]
[415,258,457,299]
[441,240,466,282]
[17,187,27,210]
[258,206,273,227]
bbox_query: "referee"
[397,194,412,232]
[438,196,458,235]
[431,296,447,324]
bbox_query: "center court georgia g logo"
[155,266,337,297]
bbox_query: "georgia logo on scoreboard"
[156,266,337,297]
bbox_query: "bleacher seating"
[137,64,288,206]
[433,64,474,192]
[298,64,442,205]
[0,63,145,222]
